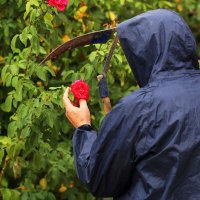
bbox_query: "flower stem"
[0,156,10,186]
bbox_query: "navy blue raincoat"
[72,9,200,199]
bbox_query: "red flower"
[70,80,90,101]
[48,0,69,11]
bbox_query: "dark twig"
[0,156,10,186]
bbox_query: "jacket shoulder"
[119,87,154,109]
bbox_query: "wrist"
[75,121,91,128]
[77,124,92,130]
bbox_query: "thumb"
[63,87,73,109]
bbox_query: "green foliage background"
[0,0,199,199]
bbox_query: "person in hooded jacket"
[63,9,200,200]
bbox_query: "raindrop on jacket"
[72,9,200,200]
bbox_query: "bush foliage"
[0,0,199,199]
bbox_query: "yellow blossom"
[79,5,87,13]
[0,56,4,62]
[91,115,95,120]
[36,81,43,87]
[39,178,47,190]
[47,61,53,67]
[59,184,67,193]
[62,34,70,43]
[82,23,87,32]
[177,4,183,12]
[103,20,119,29]
[51,66,58,74]
[17,185,29,191]
[69,181,75,188]
[109,11,116,21]
[40,37,44,42]
[46,61,58,74]
[74,5,88,22]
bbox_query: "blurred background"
[0,0,199,199]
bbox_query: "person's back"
[118,73,200,199]
[63,9,200,200]
[116,9,200,199]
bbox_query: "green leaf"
[35,192,45,200]
[63,70,74,80]
[197,3,200,21]
[89,51,97,62]
[98,51,105,56]
[46,111,57,128]
[1,65,9,83]
[33,152,43,170]
[39,46,47,54]
[11,190,20,200]
[12,76,19,88]
[21,127,30,138]
[1,188,12,200]
[44,13,53,27]
[0,189,20,200]
[19,33,28,46]
[0,149,4,165]
[30,9,37,22]
[31,0,39,7]
[31,36,40,55]
[11,34,20,53]
[18,59,27,69]
[0,136,11,146]
[46,193,56,200]
[30,25,37,35]
[5,73,12,87]
[83,64,93,80]
[21,104,28,118]
[115,54,123,63]
[10,65,19,75]
[162,1,174,8]
[44,66,55,77]
[7,142,24,158]
[12,99,19,108]
[24,2,31,19]
[1,95,13,112]
[120,0,125,5]
[67,193,76,200]
[36,68,47,81]
[14,84,23,101]
[21,192,29,200]
[17,0,23,7]
[7,122,17,137]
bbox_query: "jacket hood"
[117,9,199,87]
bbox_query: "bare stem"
[0,156,10,186]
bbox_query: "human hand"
[63,87,91,128]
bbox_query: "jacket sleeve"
[72,102,135,197]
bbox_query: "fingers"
[63,87,88,110]
[63,87,73,109]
